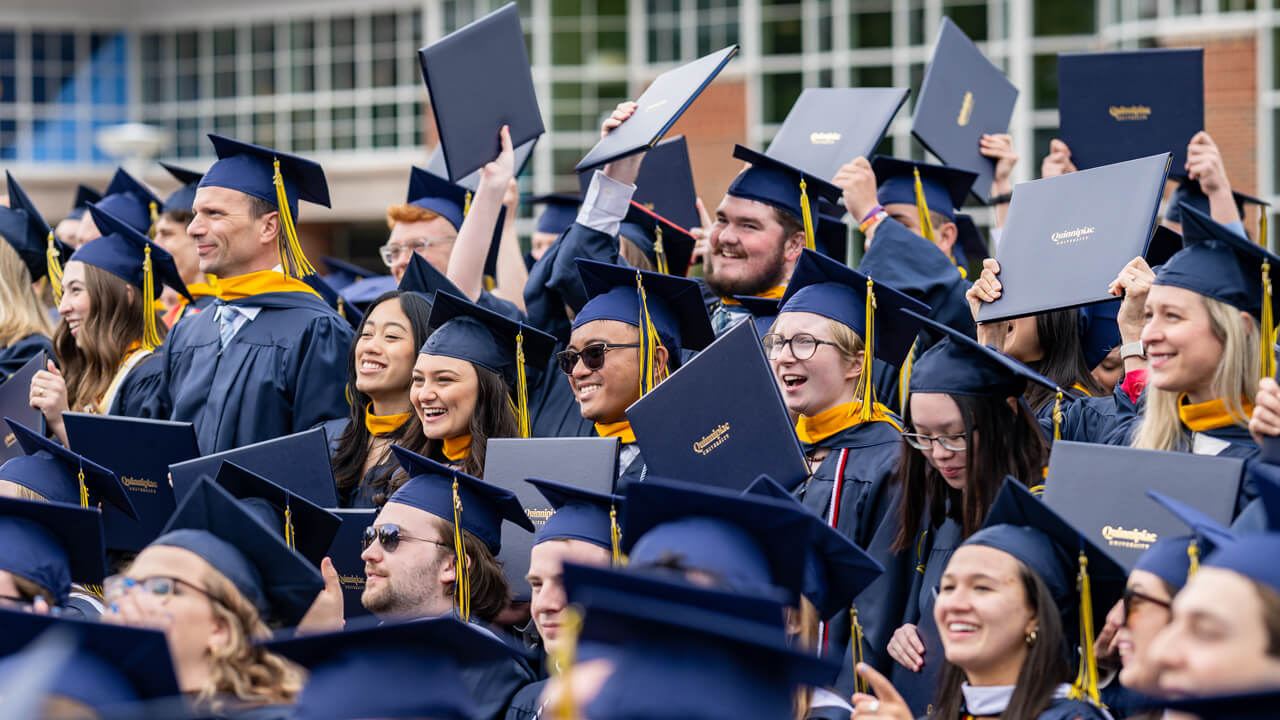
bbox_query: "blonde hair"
[785,597,821,720]
[1132,294,1260,451]
[385,203,442,229]
[0,479,48,502]
[195,567,303,712]
[0,239,54,347]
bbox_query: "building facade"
[0,0,1274,264]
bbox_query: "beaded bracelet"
[858,210,888,234]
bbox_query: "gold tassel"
[850,606,867,695]
[463,190,472,217]
[452,478,470,622]
[46,232,63,304]
[1260,209,1269,249]
[853,278,877,423]
[654,225,670,275]
[483,275,496,291]
[609,504,622,567]
[77,467,88,509]
[1187,539,1200,579]
[1262,260,1275,380]
[912,168,936,243]
[1069,551,1106,708]
[272,158,317,279]
[1053,389,1064,441]
[799,178,816,251]
[898,340,916,417]
[141,246,163,351]
[283,502,296,551]
[148,201,158,239]
[515,330,531,438]
[636,271,667,396]
[550,605,583,720]
[336,297,347,321]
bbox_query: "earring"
[1025,629,1038,645]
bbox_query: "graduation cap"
[338,274,398,307]
[901,307,1066,436]
[779,249,930,419]
[1157,689,1280,720]
[873,155,977,227]
[0,496,105,604]
[742,475,884,623]
[621,476,814,602]
[1144,489,1237,589]
[1077,298,1122,370]
[1164,177,1268,228]
[207,461,341,568]
[321,255,379,291]
[2,416,136,519]
[563,560,840,720]
[618,201,697,277]
[157,161,203,215]
[65,184,102,222]
[2,171,68,288]
[962,478,1127,707]
[155,476,323,626]
[0,610,179,710]
[527,193,579,236]
[1155,201,1280,378]
[572,259,715,391]
[421,291,555,437]
[952,212,989,267]
[303,272,364,330]
[526,477,622,561]
[406,165,466,232]
[387,445,534,621]
[727,144,843,253]
[1202,532,1280,596]
[1146,224,1184,268]
[198,133,330,279]
[814,209,850,264]
[263,616,530,720]
[74,203,192,350]
[95,167,162,236]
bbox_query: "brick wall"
[666,77,750,216]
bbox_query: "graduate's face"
[385,218,458,282]
[188,186,276,278]
[1148,567,1280,698]
[908,392,969,490]
[1002,316,1043,364]
[360,503,455,619]
[1141,284,1227,401]
[528,539,611,656]
[935,545,1036,686]
[883,204,957,258]
[153,215,202,286]
[1092,346,1125,391]
[769,311,860,417]
[355,299,416,407]
[72,213,102,248]
[56,261,91,340]
[411,353,480,440]
[567,319,643,424]
[1116,569,1175,694]
[705,196,797,297]
[530,231,558,261]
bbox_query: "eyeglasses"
[378,238,455,267]
[761,333,841,361]
[1122,586,1172,625]
[361,523,452,553]
[103,575,223,606]
[901,432,968,453]
[555,342,641,376]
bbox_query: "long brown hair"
[1025,309,1106,411]
[420,364,519,481]
[892,393,1048,553]
[53,263,164,411]
[930,560,1073,719]
[430,516,511,623]
[332,291,432,504]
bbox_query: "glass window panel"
[214,70,237,98]
[252,24,274,54]
[331,17,356,48]
[177,71,200,102]
[762,72,803,124]
[1034,0,1095,35]
[57,33,75,63]
[292,62,314,93]
[0,119,15,160]
[32,33,48,63]
[0,72,14,103]
[552,30,583,65]
[291,21,315,51]
[332,107,356,151]
[850,4,892,49]
[253,67,275,96]
[372,13,396,44]
[945,2,988,42]
[176,31,199,61]
[853,65,892,87]
[214,28,236,56]
[253,111,275,147]
[332,60,355,91]
[142,33,162,63]
[214,113,237,137]
[1033,53,1058,110]
[292,109,315,152]
[762,18,803,55]
[373,103,397,148]
[373,57,396,87]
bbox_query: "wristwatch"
[1120,340,1146,360]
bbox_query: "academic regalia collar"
[441,434,472,462]
[365,404,412,436]
[719,284,787,304]
[1178,394,1253,432]
[794,399,900,445]
[215,269,322,301]
[595,419,636,444]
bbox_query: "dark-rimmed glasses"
[361,523,452,553]
[556,343,641,375]
[762,333,840,361]
[1123,586,1172,625]
[901,432,968,453]
[103,575,223,606]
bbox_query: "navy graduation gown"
[503,678,547,720]
[0,333,50,380]
[1033,389,1122,445]
[523,222,621,339]
[888,515,962,717]
[615,445,647,493]
[109,351,170,419]
[164,291,353,454]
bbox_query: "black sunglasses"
[1122,586,1172,624]
[361,523,451,553]
[555,342,641,375]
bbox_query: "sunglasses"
[1122,586,1172,625]
[555,342,641,376]
[361,523,452,553]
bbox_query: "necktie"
[215,303,239,350]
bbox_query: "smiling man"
[162,134,353,453]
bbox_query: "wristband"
[988,192,1013,205]
[859,210,889,234]
[1120,340,1146,360]
[859,205,885,225]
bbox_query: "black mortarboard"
[406,165,466,231]
[577,45,738,170]
[2,416,135,519]
[1164,177,1268,226]
[0,496,104,604]
[418,3,544,182]
[207,461,341,568]
[1146,224,1184,268]
[1157,201,1280,319]
[618,201,697,278]
[169,427,338,507]
[96,168,161,236]
[66,184,101,221]
[156,477,323,626]
[157,161,203,214]
[902,307,1057,398]
[727,144,843,251]
[527,477,620,552]
[2,171,65,283]
[766,87,908,185]
[527,193,580,236]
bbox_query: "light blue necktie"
[214,304,239,350]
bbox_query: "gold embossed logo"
[957,91,974,127]
[3,432,13,448]
[1051,227,1095,246]
[693,423,730,456]
[339,574,366,591]
[1109,105,1152,121]
[526,508,553,527]
[121,475,159,495]
[1101,525,1159,550]
[809,132,841,145]
[645,98,669,113]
